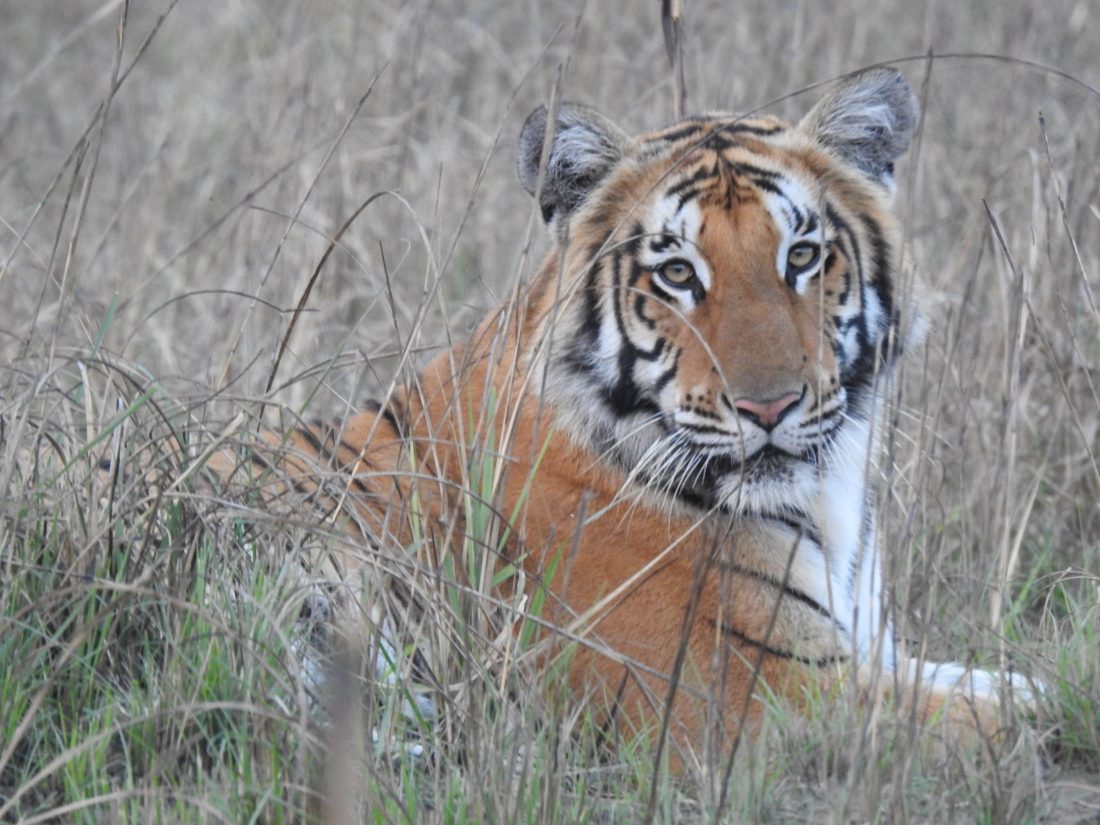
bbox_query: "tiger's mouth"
[626,414,830,508]
[654,440,821,508]
[741,444,801,474]
[706,443,818,478]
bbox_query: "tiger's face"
[518,70,917,518]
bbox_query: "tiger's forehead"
[637,113,790,148]
[631,116,826,211]
[634,137,825,245]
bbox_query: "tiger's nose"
[733,391,803,432]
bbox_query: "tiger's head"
[517,69,918,519]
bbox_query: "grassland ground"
[2,1,1099,822]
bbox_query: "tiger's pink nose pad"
[733,392,802,431]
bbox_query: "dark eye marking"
[785,242,822,287]
[655,258,698,289]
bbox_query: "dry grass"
[1,0,1099,822]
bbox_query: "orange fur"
[215,70,1029,766]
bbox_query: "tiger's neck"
[522,280,893,665]
[416,270,894,668]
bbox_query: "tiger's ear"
[517,102,629,224]
[799,68,918,188]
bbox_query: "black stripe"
[292,425,328,458]
[858,212,895,352]
[675,185,705,211]
[300,426,381,501]
[633,466,710,510]
[336,437,369,463]
[634,291,658,330]
[727,161,781,180]
[648,231,679,254]
[362,399,403,438]
[699,126,787,152]
[666,164,718,201]
[651,360,678,396]
[648,278,676,307]
[718,122,785,138]
[646,118,787,146]
[749,176,781,196]
[579,264,603,351]
[620,223,646,256]
[626,256,650,289]
[796,410,841,432]
[651,120,785,147]
[676,421,729,435]
[600,249,661,416]
[571,236,613,356]
[789,202,805,233]
[715,559,835,621]
[246,449,278,476]
[763,514,824,551]
[246,448,329,509]
[707,619,847,667]
[828,207,862,304]
[650,123,708,144]
[344,472,378,503]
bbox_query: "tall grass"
[2,0,1099,822]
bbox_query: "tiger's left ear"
[799,68,918,189]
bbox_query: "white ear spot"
[799,68,919,185]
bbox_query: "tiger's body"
[225,69,1035,762]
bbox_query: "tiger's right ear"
[798,67,918,189]
[517,103,629,225]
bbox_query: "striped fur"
[220,69,1036,765]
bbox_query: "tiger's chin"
[712,448,822,520]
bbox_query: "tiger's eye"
[657,259,696,286]
[787,243,820,272]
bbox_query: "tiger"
[217,67,1038,766]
